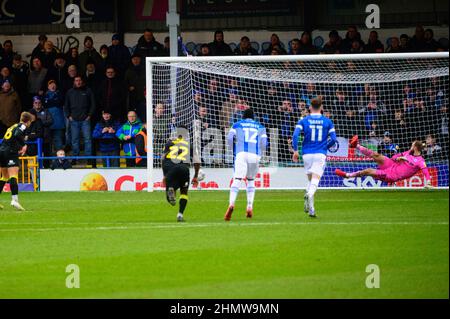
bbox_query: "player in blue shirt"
[225,108,268,221]
[292,97,337,217]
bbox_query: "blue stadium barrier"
[0,138,43,162]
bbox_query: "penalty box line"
[0,221,448,232]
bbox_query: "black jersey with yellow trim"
[161,137,192,171]
[0,123,27,154]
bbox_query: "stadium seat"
[438,37,449,50]
[251,41,260,52]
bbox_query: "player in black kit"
[162,127,200,222]
[0,112,34,211]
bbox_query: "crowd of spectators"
[0,25,448,167]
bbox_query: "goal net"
[146,53,449,190]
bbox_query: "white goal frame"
[146,52,449,192]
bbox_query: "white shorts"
[234,152,260,180]
[303,153,327,177]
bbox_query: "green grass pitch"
[0,190,448,298]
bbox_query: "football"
[197,169,206,181]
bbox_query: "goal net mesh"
[149,54,449,188]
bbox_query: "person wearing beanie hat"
[108,32,131,78]
[48,51,68,89]
[78,35,102,76]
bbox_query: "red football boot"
[349,135,359,148]
[246,208,253,219]
[335,169,348,178]
[224,206,234,221]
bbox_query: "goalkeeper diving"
[335,136,432,188]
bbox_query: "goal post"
[146,52,449,191]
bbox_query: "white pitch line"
[16,198,450,203]
[0,221,447,232]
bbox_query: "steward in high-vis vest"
[135,124,147,167]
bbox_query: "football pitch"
[0,190,448,299]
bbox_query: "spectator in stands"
[64,76,96,164]
[60,64,78,97]
[11,54,29,109]
[98,66,127,121]
[30,95,53,165]
[300,82,321,106]
[27,57,48,104]
[48,53,68,90]
[364,31,384,53]
[278,99,297,161]
[153,103,169,158]
[24,112,43,156]
[0,67,15,88]
[340,26,365,54]
[84,59,102,105]
[234,36,259,55]
[220,89,239,129]
[125,53,146,121]
[363,92,386,134]
[134,29,164,59]
[423,29,441,52]
[288,38,301,55]
[270,47,281,55]
[108,34,131,78]
[44,80,65,153]
[264,33,287,55]
[299,31,318,55]
[116,110,143,167]
[399,34,411,52]
[78,36,102,76]
[197,44,211,56]
[0,80,21,136]
[50,149,72,170]
[424,134,442,160]
[1,40,15,69]
[98,44,110,75]
[163,36,170,56]
[338,107,362,139]
[230,98,250,124]
[65,47,79,70]
[92,110,121,167]
[322,30,341,54]
[38,41,57,70]
[405,97,426,139]
[410,25,426,52]
[387,108,408,150]
[198,106,211,132]
[377,131,399,158]
[403,91,420,114]
[349,39,364,54]
[203,78,224,128]
[192,89,203,111]
[135,123,148,167]
[209,30,233,56]
[30,35,47,67]
[385,37,402,53]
